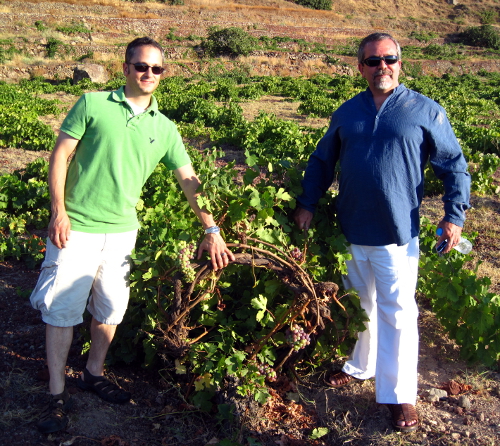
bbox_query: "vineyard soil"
[1,250,500,446]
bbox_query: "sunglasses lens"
[133,64,148,72]
[364,56,398,67]
[131,64,164,74]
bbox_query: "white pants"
[342,237,419,404]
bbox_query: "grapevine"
[176,240,197,282]
[257,363,277,382]
[286,324,311,351]
[289,245,303,262]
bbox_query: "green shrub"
[422,43,461,59]
[55,21,90,35]
[403,61,424,78]
[408,31,438,43]
[479,9,497,25]
[201,27,258,57]
[34,20,47,31]
[460,25,500,50]
[295,0,332,10]
[46,38,62,58]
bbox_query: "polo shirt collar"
[111,86,159,116]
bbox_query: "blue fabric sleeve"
[297,117,340,213]
[426,106,471,227]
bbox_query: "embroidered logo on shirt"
[149,137,155,144]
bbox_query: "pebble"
[451,432,461,440]
[477,412,485,422]
[458,395,471,410]
[426,388,448,402]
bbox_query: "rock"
[458,395,471,410]
[73,64,109,84]
[426,388,448,402]
[451,432,461,440]
[477,412,485,422]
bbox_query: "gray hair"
[125,37,165,63]
[357,33,401,63]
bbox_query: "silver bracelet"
[204,226,220,235]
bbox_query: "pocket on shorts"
[30,261,58,313]
[30,238,66,313]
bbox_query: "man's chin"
[374,80,394,91]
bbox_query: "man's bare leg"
[78,317,130,403]
[83,317,117,378]
[46,324,73,395]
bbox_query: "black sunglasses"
[128,63,165,75]
[362,55,399,67]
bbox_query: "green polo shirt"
[61,86,191,233]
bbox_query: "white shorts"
[30,230,137,327]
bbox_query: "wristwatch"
[204,226,220,234]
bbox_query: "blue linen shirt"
[298,84,471,246]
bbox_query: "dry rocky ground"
[1,1,500,445]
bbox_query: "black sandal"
[386,403,419,432]
[37,387,73,434]
[77,368,131,404]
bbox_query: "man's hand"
[294,207,313,231]
[49,210,71,249]
[198,232,235,271]
[436,220,463,254]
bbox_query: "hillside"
[1,0,500,81]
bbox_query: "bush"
[459,25,500,50]
[46,38,62,58]
[34,20,47,31]
[201,27,258,57]
[408,30,438,43]
[422,43,461,59]
[55,21,90,35]
[295,0,332,10]
[479,9,497,25]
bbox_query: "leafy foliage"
[201,27,258,57]
[295,0,332,11]
[419,219,499,367]
[408,30,438,43]
[459,25,500,50]
[55,21,90,35]
[1,71,500,409]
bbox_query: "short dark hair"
[358,33,401,63]
[125,37,165,63]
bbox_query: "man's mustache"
[374,69,392,77]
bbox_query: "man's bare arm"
[48,132,79,249]
[173,164,235,271]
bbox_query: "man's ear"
[358,63,365,78]
[123,62,129,76]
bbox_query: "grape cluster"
[177,240,196,282]
[257,363,277,382]
[286,324,311,351]
[290,246,303,262]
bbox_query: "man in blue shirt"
[295,33,470,432]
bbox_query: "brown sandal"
[387,403,419,432]
[324,371,359,388]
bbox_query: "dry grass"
[0,368,45,428]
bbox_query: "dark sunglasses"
[362,55,399,67]
[128,63,165,75]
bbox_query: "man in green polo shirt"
[31,37,235,434]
